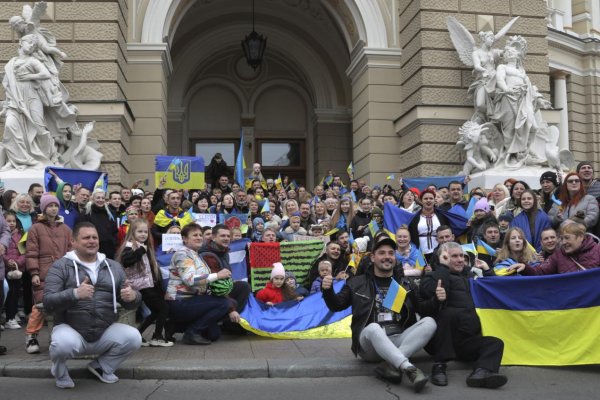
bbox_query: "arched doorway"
[132,0,401,186]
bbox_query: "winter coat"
[206,157,232,186]
[76,204,118,259]
[26,217,72,303]
[120,244,160,291]
[0,213,11,280]
[468,213,498,243]
[2,229,26,276]
[43,251,141,342]
[523,235,600,275]
[256,281,284,304]
[548,194,599,229]
[349,210,371,239]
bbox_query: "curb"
[1,357,474,380]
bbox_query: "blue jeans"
[167,295,230,340]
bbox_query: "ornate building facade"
[0,0,598,189]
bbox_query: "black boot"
[466,368,507,389]
[431,362,448,386]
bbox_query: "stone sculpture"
[448,17,572,173]
[0,2,101,172]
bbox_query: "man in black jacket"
[420,242,507,389]
[322,236,436,393]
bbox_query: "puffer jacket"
[43,251,141,342]
[26,216,72,303]
[256,281,284,304]
[523,234,600,275]
[548,194,599,229]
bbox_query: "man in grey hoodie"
[43,222,142,389]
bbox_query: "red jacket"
[256,281,284,304]
[524,235,600,275]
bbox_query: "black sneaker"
[466,368,508,389]
[431,362,448,386]
[404,366,428,393]
[0,345,7,355]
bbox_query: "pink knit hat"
[271,262,286,279]
[474,197,490,213]
[40,193,60,213]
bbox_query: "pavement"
[0,323,474,381]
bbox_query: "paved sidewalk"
[0,325,464,380]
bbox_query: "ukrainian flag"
[382,279,407,313]
[461,243,478,255]
[155,155,205,189]
[414,250,427,271]
[239,280,351,339]
[494,258,517,276]
[476,239,497,256]
[383,202,415,238]
[472,269,600,365]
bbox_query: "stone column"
[126,43,172,187]
[552,70,570,151]
[346,44,402,185]
[312,109,352,186]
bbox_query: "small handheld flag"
[551,192,562,206]
[414,250,427,271]
[347,162,354,178]
[386,174,395,181]
[382,279,407,313]
[461,243,478,255]
[476,238,497,256]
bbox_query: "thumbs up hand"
[76,276,95,300]
[435,279,446,302]
[120,279,137,303]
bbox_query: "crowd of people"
[1,158,600,390]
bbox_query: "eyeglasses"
[567,179,580,184]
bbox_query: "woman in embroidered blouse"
[408,189,450,263]
[165,223,231,345]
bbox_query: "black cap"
[539,171,558,187]
[373,235,397,252]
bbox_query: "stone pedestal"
[467,166,555,191]
[0,168,46,194]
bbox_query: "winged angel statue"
[447,17,573,172]
[0,1,102,171]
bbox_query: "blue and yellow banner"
[155,156,204,189]
[383,202,415,237]
[472,269,600,365]
[240,280,352,339]
[44,167,106,192]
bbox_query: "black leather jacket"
[323,266,419,356]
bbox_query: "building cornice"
[127,42,173,76]
[345,41,402,83]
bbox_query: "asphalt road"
[2,365,600,400]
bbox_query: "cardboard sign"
[161,233,183,252]
[193,213,217,227]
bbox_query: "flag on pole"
[93,173,107,192]
[235,131,246,186]
[346,162,354,178]
[382,279,408,313]
[462,243,478,255]
[414,249,427,271]
[260,199,270,214]
[386,174,395,181]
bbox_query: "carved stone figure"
[447,16,519,123]
[448,17,572,173]
[0,2,102,172]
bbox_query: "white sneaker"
[149,338,174,347]
[5,319,21,329]
[25,334,40,354]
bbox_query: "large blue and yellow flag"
[155,156,204,189]
[44,167,106,192]
[472,269,600,365]
[403,175,466,192]
[239,280,352,339]
[383,202,415,237]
